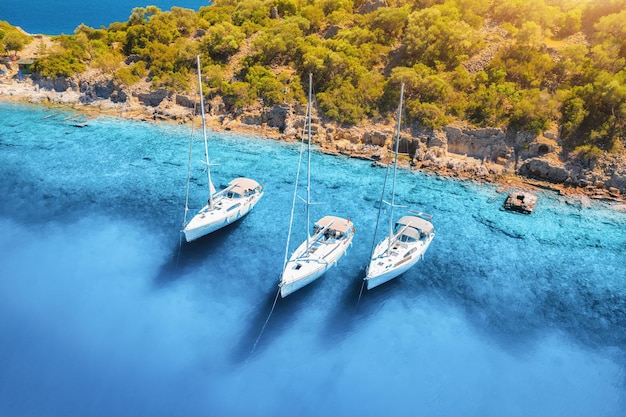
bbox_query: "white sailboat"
[279,74,355,298]
[364,83,435,290]
[182,55,264,242]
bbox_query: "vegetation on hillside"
[4,0,626,155]
[0,21,32,56]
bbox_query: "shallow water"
[1,102,625,416]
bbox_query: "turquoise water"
[0,0,207,35]
[0,102,625,416]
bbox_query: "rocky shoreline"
[1,72,625,211]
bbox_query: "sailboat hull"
[183,190,263,242]
[280,219,354,297]
[280,262,329,298]
[365,233,434,290]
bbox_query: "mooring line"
[250,287,281,356]
[357,279,366,306]
[176,233,183,268]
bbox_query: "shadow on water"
[231,277,325,365]
[320,271,404,348]
[153,221,242,287]
[422,254,626,359]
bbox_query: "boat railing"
[381,199,408,210]
[408,210,433,221]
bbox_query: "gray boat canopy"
[315,215,352,233]
[396,215,434,234]
[228,177,261,195]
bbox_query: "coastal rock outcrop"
[519,157,570,183]
[79,77,127,103]
[34,75,76,92]
[445,125,510,163]
[137,88,170,107]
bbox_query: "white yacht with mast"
[364,83,435,290]
[182,55,264,242]
[279,74,355,298]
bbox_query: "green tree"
[168,7,198,36]
[491,0,559,33]
[404,4,482,70]
[231,0,272,33]
[405,101,450,130]
[33,51,87,77]
[202,22,246,61]
[559,70,626,151]
[507,88,553,134]
[3,31,26,56]
[252,16,309,65]
[317,79,365,124]
[245,64,285,105]
[300,5,326,33]
[115,61,147,86]
[333,26,388,67]
[92,50,124,74]
[367,6,410,44]
[489,44,556,90]
[128,6,162,26]
[466,79,518,128]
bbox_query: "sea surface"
[0,0,208,35]
[0,101,625,416]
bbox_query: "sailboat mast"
[388,83,405,242]
[196,55,214,209]
[306,73,312,241]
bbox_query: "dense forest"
[2,0,625,159]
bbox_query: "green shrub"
[33,52,86,77]
[574,144,603,167]
[115,61,147,86]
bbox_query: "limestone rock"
[175,94,195,109]
[370,131,391,147]
[519,157,570,183]
[34,76,74,92]
[607,171,626,192]
[266,104,290,132]
[444,125,509,161]
[427,129,447,150]
[137,88,170,107]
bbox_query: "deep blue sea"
[0,101,625,416]
[0,0,208,35]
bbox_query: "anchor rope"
[357,279,366,305]
[250,288,281,356]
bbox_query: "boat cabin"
[395,215,434,242]
[226,177,262,198]
[314,215,353,241]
